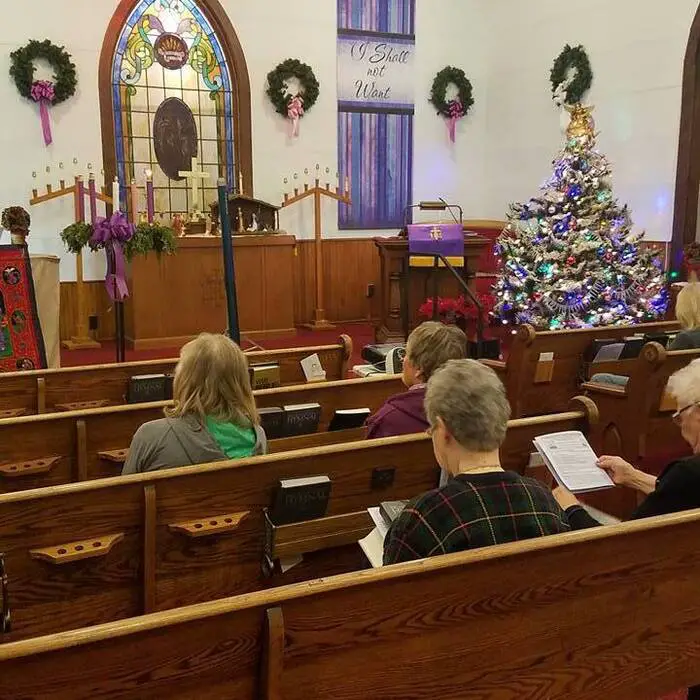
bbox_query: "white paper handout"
[533,431,614,493]
[300,353,326,382]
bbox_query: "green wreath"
[550,45,592,105]
[429,66,474,118]
[266,58,319,117]
[9,39,77,105]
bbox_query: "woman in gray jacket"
[123,333,267,475]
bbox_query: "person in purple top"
[366,321,467,439]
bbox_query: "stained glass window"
[112,0,235,218]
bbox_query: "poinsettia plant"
[418,294,496,324]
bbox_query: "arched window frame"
[98,0,252,211]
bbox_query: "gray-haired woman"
[383,359,571,565]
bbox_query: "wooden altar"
[374,234,491,343]
[125,235,296,350]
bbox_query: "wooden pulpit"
[374,233,491,343]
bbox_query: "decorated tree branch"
[9,40,77,146]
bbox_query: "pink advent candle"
[130,179,139,224]
[88,173,97,224]
[145,170,155,223]
[77,176,86,222]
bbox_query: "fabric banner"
[408,223,464,268]
[337,0,415,230]
[0,245,47,372]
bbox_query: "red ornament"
[569,218,577,230]
[533,292,542,301]
[566,255,576,266]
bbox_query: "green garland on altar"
[550,45,593,105]
[429,66,473,118]
[60,222,92,255]
[123,222,177,260]
[9,39,77,104]
[266,58,319,117]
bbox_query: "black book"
[643,332,673,348]
[379,500,408,527]
[269,475,332,525]
[249,363,281,390]
[259,407,286,440]
[127,374,169,404]
[327,408,371,432]
[585,339,620,363]
[283,403,322,437]
[619,336,645,359]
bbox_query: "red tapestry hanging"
[0,245,46,372]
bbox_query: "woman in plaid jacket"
[383,359,571,565]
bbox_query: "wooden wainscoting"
[59,238,382,341]
[60,281,116,343]
[293,238,381,326]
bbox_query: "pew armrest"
[54,400,113,412]
[480,359,506,373]
[0,456,62,478]
[30,532,125,565]
[168,511,250,538]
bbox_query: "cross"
[430,226,443,241]
[178,156,210,214]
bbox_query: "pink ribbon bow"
[287,94,304,137]
[90,212,135,302]
[30,80,56,146]
[447,99,465,143]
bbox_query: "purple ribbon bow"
[30,80,56,146]
[91,212,135,302]
[447,99,465,143]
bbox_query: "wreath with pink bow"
[9,39,77,146]
[430,66,473,143]
[266,59,319,137]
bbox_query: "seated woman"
[555,357,700,700]
[366,321,467,439]
[383,359,571,565]
[591,282,700,387]
[123,333,267,475]
[555,357,700,526]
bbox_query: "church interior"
[3,0,700,697]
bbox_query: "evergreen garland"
[266,59,319,116]
[550,45,593,105]
[429,66,473,117]
[10,39,77,104]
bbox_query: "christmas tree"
[493,104,668,330]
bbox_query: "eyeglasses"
[0,553,10,634]
[672,402,700,425]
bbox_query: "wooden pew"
[584,342,700,471]
[484,320,679,418]
[3,506,700,699]
[0,375,402,492]
[0,335,352,415]
[0,398,597,641]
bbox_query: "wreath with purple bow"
[430,66,473,143]
[9,39,77,146]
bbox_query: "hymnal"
[300,353,326,382]
[249,363,281,390]
[533,431,614,493]
[327,408,370,432]
[283,403,322,436]
[259,407,285,440]
[379,500,408,526]
[268,475,331,525]
[127,374,169,404]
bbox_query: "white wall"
[0,0,488,281]
[483,0,699,241]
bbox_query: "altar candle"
[238,170,244,195]
[145,169,154,223]
[129,179,139,225]
[344,176,350,194]
[77,176,86,222]
[112,177,120,212]
[88,173,97,224]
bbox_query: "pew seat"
[2,505,699,699]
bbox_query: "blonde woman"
[123,334,267,475]
[591,283,700,387]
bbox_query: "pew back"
[495,320,679,418]
[0,399,596,641]
[2,506,699,699]
[0,375,403,492]
[0,336,352,415]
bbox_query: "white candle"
[112,177,120,212]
